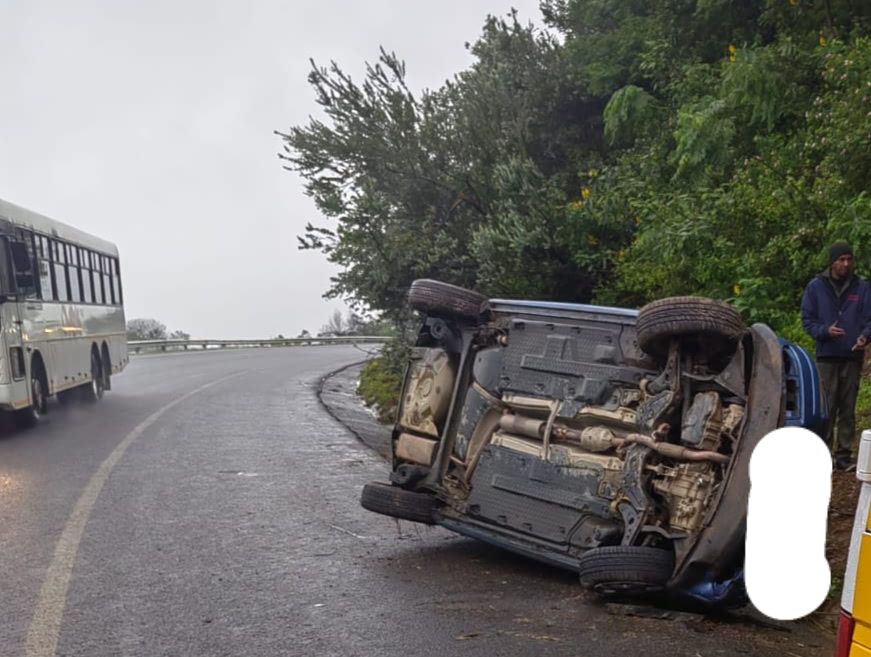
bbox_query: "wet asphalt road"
[0,347,832,657]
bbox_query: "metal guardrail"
[128,336,390,354]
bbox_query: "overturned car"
[361,280,825,605]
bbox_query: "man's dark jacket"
[801,270,871,360]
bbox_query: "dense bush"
[280,1,871,423]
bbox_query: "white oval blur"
[745,427,831,620]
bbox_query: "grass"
[357,356,403,424]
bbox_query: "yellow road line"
[25,371,244,657]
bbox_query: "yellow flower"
[581,186,591,200]
[733,284,741,297]
[586,235,599,246]
[617,248,626,261]
[820,34,828,47]
[728,44,737,63]
[788,0,798,6]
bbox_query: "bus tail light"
[836,609,855,657]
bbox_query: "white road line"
[25,372,245,657]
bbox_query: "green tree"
[279,0,871,344]
[277,49,481,321]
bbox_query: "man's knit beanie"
[829,241,853,264]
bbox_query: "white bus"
[0,198,128,426]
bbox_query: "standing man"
[801,241,871,470]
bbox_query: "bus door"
[0,236,38,399]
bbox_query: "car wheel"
[408,279,488,321]
[360,482,437,524]
[636,296,746,358]
[578,546,675,595]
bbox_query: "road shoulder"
[318,360,392,460]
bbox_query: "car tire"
[408,279,488,321]
[578,546,675,595]
[360,482,437,524]
[636,296,746,358]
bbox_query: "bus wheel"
[16,368,47,428]
[101,344,112,391]
[82,351,104,402]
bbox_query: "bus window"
[38,237,53,300]
[102,256,112,305]
[28,234,44,299]
[51,240,69,302]
[89,251,98,302]
[66,245,81,302]
[8,231,38,298]
[112,258,123,304]
[94,253,105,304]
[42,262,54,300]
[81,250,93,304]
[44,237,57,300]
[107,258,116,304]
[54,268,69,301]
[75,248,85,303]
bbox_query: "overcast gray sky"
[0,1,543,339]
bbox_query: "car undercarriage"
[362,280,822,604]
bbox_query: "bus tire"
[16,360,47,428]
[101,343,112,391]
[81,351,104,402]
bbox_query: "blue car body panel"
[780,338,827,436]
